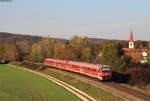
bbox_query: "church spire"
[129,29,134,42]
[129,29,134,48]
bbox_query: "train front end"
[99,65,112,80]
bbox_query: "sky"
[0,0,150,40]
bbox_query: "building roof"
[123,48,147,53]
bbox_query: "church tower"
[129,30,134,48]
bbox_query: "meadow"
[0,65,81,101]
[42,68,126,101]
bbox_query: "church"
[122,30,149,63]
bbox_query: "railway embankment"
[11,62,150,101]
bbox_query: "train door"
[98,68,100,79]
[80,66,83,74]
[98,67,103,80]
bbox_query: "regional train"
[44,58,112,80]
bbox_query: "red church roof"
[122,48,135,52]
[129,30,134,42]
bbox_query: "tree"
[38,38,56,61]
[135,40,148,49]
[28,43,41,62]
[100,41,118,65]
[81,47,92,62]
[100,41,132,73]
[53,44,80,61]
[114,54,132,73]
[16,41,31,61]
[70,36,97,62]
[28,38,60,62]
[129,67,150,85]
[53,43,65,59]
[0,44,18,61]
[0,44,4,60]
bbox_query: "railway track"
[46,67,150,101]
[105,82,150,101]
[9,65,96,101]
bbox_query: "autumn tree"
[135,40,148,49]
[113,54,132,73]
[81,47,93,62]
[28,43,41,62]
[16,41,31,61]
[100,41,132,73]
[53,43,65,59]
[38,38,56,60]
[54,44,80,61]
[0,44,18,61]
[100,41,118,65]
[28,38,58,62]
[70,36,98,62]
[0,44,4,60]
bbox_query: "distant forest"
[0,32,118,44]
[0,32,43,44]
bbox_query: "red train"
[44,58,112,80]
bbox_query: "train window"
[56,62,63,65]
[61,63,64,65]
[55,62,60,65]
[102,67,110,73]
[82,66,87,70]
[91,68,97,72]
[47,61,53,63]
[71,65,79,68]
[82,66,96,72]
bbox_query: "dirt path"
[9,64,96,101]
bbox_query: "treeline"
[0,35,150,85]
[0,36,131,71]
[0,32,43,44]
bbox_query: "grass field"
[0,65,81,101]
[41,68,126,101]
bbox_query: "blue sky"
[0,0,150,40]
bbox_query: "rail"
[9,64,96,101]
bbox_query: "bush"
[129,67,150,85]
[12,61,48,71]
[0,60,9,64]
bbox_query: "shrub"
[12,61,48,71]
[129,67,150,85]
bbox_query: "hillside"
[0,32,42,44]
[0,32,71,44]
[0,32,130,45]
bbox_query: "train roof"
[45,58,110,68]
[68,60,110,68]
[45,58,67,63]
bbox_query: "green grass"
[41,68,126,101]
[0,65,81,101]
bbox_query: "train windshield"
[102,67,110,74]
